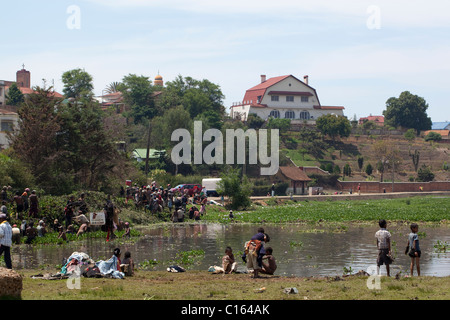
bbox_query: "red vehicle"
[170,184,202,196]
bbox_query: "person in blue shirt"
[407,223,421,277]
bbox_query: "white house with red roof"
[230,74,344,123]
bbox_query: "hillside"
[281,131,450,183]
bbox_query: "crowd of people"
[122,182,209,223]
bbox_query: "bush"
[424,132,442,142]
[417,165,435,182]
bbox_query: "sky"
[1,0,449,122]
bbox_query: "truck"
[201,178,222,197]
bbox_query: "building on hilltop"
[229,74,345,123]
[358,115,384,126]
[96,73,164,112]
[0,66,63,108]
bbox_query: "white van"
[201,178,222,197]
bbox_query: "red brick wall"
[337,181,450,193]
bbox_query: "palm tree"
[104,81,121,94]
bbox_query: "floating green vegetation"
[433,240,449,253]
[139,259,160,270]
[172,249,205,267]
[204,196,450,224]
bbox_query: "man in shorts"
[375,219,392,276]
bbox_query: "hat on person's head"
[13,224,17,227]
[0,213,7,219]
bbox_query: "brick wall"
[337,180,450,193]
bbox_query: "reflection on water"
[10,223,450,277]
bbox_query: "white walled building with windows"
[230,74,344,123]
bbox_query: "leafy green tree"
[417,164,434,182]
[383,91,432,134]
[404,128,416,141]
[61,68,94,101]
[119,74,158,124]
[246,113,265,129]
[158,75,225,123]
[357,156,364,172]
[365,163,373,176]
[5,83,24,106]
[424,131,442,142]
[316,114,351,140]
[266,117,291,133]
[10,86,63,189]
[343,163,352,177]
[216,167,253,210]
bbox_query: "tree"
[105,81,121,94]
[409,149,420,172]
[158,75,225,123]
[216,167,253,210]
[62,68,94,101]
[417,164,434,182]
[10,85,125,194]
[119,74,158,124]
[365,163,373,176]
[357,156,364,172]
[266,117,291,133]
[246,113,265,129]
[316,114,351,140]
[5,83,24,106]
[383,91,432,134]
[372,140,402,182]
[10,86,63,189]
[424,131,442,142]
[343,163,352,177]
[404,128,416,142]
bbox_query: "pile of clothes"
[60,251,125,279]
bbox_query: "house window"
[269,110,280,118]
[1,121,14,132]
[299,111,311,120]
[271,95,279,102]
[257,95,262,103]
[286,96,294,102]
[301,96,309,102]
[285,111,295,119]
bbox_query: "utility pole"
[144,121,151,178]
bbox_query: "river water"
[10,223,450,277]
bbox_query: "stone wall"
[0,267,23,299]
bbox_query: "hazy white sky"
[1,0,449,122]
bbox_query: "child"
[222,246,237,274]
[407,223,421,276]
[375,219,392,276]
[260,247,277,275]
[120,251,134,276]
[122,222,131,238]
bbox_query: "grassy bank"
[18,270,450,300]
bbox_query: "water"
[10,223,450,277]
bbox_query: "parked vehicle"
[201,178,222,197]
[170,184,202,196]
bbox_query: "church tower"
[16,66,31,88]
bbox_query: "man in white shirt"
[0,213,13,269]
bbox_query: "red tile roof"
[5,86,63,98]
[279,166,312,181]
[242,75,291,105]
